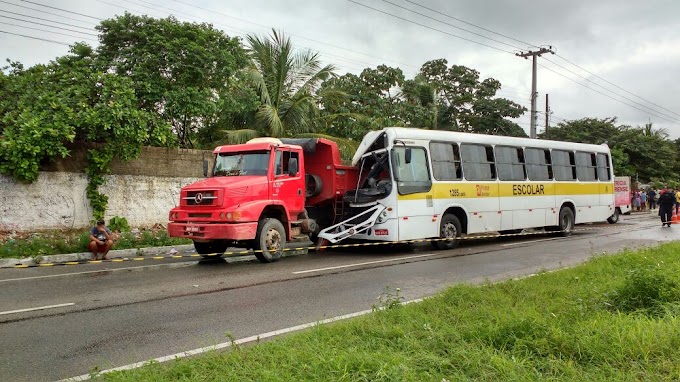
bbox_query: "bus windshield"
[214,152,269,176]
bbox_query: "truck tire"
[433,214,462,250]
[254,218,286,263]
[193,240,227,257]
[607,207,620,224]
[305,174,322,197]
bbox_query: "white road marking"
[292,253,439,274]
[500,237,562,247]
[60,297,424,381]
[0,303,74,316]
[0,262,196,283]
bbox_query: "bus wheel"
[434,214,462,250]
[557,207,575,237]
[254,218,286,263]
[607,208,620,224]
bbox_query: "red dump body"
[168,138,358,243]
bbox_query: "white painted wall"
[0,172,200,231]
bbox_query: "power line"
[346,0,514,54]
[0,14,98,36]
[0,21,98,41]
[0,0,98,24]
[20,0,102,21]
[543,57,680,124]
[379,0,525,51]
[0,28,70,45]
[554,53,680,120]
[0,9,94,31]
[169,0,421,71]
[401,0,540,49]
[538,63,680,125]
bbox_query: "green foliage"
[108,216,130,232]
[103,243,680,381]
[541,118,678,182]
[0,229,190,259]
[96,13,250,148]
[606,265,679,316]
[243,29,336,139]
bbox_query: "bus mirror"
[203,159,209,177]
[405,148,412,164]
[288,158,298,176]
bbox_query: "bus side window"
[429,142,462,180]
[552,150,576,181]
[496,146,526,181]
[575,152,597,181]
[461,144,496,181]
[596,153,611,180]
[525,148,552,181]
[393,146,432,195]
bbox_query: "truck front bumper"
[168,222,258,241]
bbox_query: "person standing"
[632,190,641,212]
[640,190,647,212]
[88,219,114,260]
[675,188,680,215]
[658,187,676,227]
[647,188,657,210]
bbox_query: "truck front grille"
[183,190,218,206]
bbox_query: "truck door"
[272,149,305,217]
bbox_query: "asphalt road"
[0,214,675,381]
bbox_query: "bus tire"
[434,214,462,250]
[254,218,286,263]
[556,207,575,237]
[607,208,620,224]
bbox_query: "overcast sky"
[2,0,679,137]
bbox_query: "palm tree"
[221,29,357,158]
[222,30,332,141]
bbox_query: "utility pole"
[545,93,549,134]
[516,47,554,138]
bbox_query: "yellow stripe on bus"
[398,182,613,200]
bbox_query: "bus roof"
[352,127,610,165]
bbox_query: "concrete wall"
[0,144,213,231]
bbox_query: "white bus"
[318,127,615,247]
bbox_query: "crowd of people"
[631,186,680,227]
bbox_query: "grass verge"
[0,229,191,259]
[101,242,680,381]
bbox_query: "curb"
[0,244,195,269]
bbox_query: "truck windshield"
[214,152,269,176]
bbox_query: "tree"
[319,65,418,141]
[95,13,250,148]
[415,59,527,136]
[0,43,174,218]
[540,117,678,181]
[229,29,336,140]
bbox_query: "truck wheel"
[433,214,462,250]
[254,218,286,263]
[607,208,620,224]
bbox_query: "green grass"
[0,230,191,259]
[101,242,680,381]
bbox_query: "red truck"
[168,138,358,262]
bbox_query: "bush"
[606,265,680,316]
[108,216,131,232]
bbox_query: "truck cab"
[168,138,357,262]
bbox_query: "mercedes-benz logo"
[194,193,203,204]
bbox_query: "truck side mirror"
[203,159,209,177]
[288,158,298,176]
[405,148,412,164]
